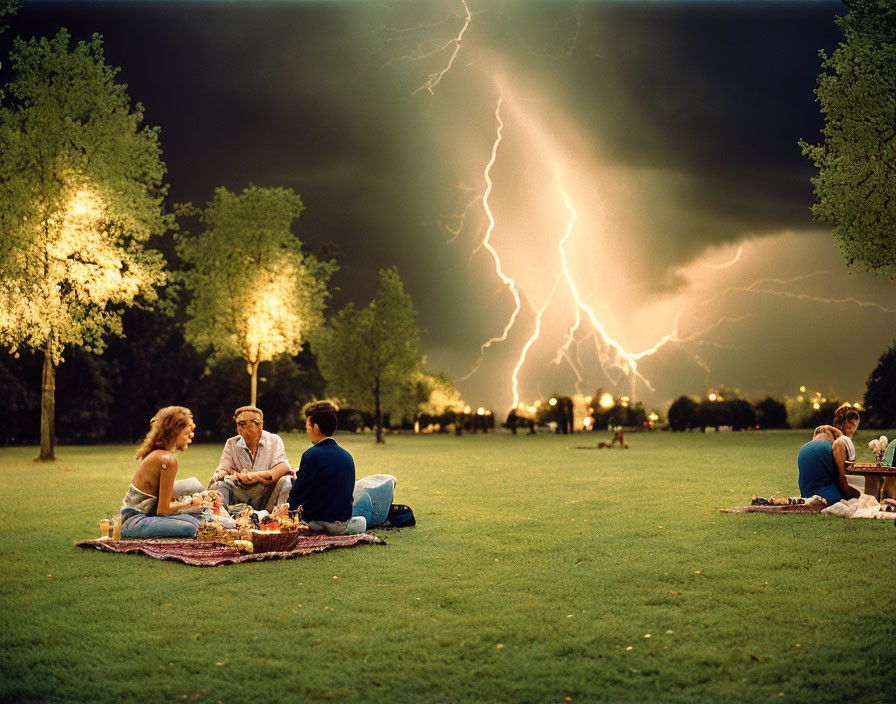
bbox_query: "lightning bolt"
[457,93,523,382]
[412,0,472,96]
[510,274,563,408]
[726,272,896,314]
[702,245,744,269]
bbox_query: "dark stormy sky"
[4,0,895,412]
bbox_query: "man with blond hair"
[208,406,292,511]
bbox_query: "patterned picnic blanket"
[717,504,824,514]
[76,533,383,566]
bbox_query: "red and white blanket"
[76,533,383,566]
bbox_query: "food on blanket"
[232,540,253,553]
[751,494,810,507]
[234,508,255,532]
[196,521,235,545]
[881,499,896,513]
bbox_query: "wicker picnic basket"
[250,530,301,553]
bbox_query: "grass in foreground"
[1,429,894,703]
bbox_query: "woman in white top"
[119,406,200,539]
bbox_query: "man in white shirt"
[207,406,292,511]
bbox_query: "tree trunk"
[249,361,259,407]
[39,346,56,462]
[375,377,384,444]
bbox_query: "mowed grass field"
[1,429,895,704]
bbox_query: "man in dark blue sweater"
[288,401,362,535]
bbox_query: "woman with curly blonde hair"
[119,406,201,539]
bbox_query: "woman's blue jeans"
[120,510,200,539]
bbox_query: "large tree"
[177,185,334,406]
[313,267,422,443]
[0,31,169,460]
[863,340,896,429]
[801,0,896,277]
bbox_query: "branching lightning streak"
[443,193,482,243]
[736,286,896,314]
[553,308,581,365]
[556,189,656,389]
[702,244,744,269]
[412,0,472,96]
[510,274,563,407]
[457,94,523,383]
[727,272,896,314]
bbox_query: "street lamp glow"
[585,396,592,404]
[533,400,541,408]
[549,397,557,407]
[598,393,614,409]
[476,407,485,416]
[648,412,659,423]
[463,405,471,414]
[708,392,718,402]
[812,401,821,410]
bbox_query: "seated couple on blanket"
[118,401,369,540]
[797,403,862,506]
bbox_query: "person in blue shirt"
[798,425,860,506]
[288,401,363,535]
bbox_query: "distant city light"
[799,385,806,393]
[585,396,592,404]
[583,417,593,429]
[648,412,659,422]
[812,402,820,410]
[549,397,557,406]
[598,393,614,409]
[533,400,541,408]
[476,407,485,416]
[708,392,718,402]
[463,405,471,414]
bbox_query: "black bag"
[384,503,415,528]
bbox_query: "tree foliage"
[0,30,169,459]
[313,267,422,443]
[754,396,789,429]
[864,339,896,429]
[667,396,699,431]
[176,185,334,405]
[801,0,896,277]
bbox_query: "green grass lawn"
[1,429,894,703]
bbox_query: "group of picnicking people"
[119,401,367,540]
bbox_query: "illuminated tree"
[0,31,169,461]
[800,0,896,277]
[313,267,422,444]
[404,370,464,430]
[177,185,334,406]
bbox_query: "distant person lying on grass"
[119,406,201,539]
[798,421,860,507]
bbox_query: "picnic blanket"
[820,494,896,520]
[76,533,383,566]
[718,503,824,514]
